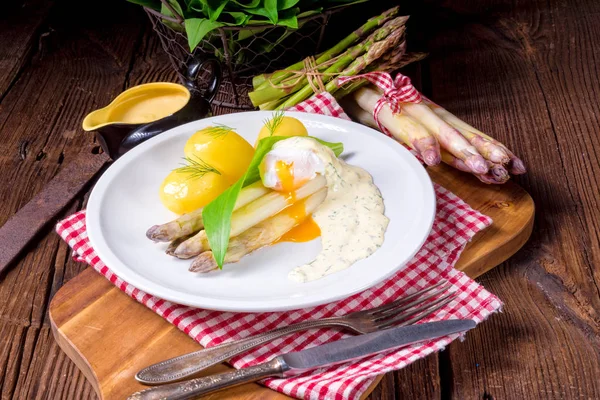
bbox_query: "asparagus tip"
[490,164,510,182]
[476,174,497,184]
[146,225,165,242]
[173,249,197,260]
[465,155,489,175]
[421,149,441,166]
[189,251,218,273]
[450,157,472,173]
[166,244,177,256]
[508,157,527,175]
[488,147,511,165]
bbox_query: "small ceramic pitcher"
[82,58,221,159]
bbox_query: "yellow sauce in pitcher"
[107,87,189,124]
[82,83,191,131]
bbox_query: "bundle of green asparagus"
[147,179,327,273]
[248,7,425,110]
[341,87,526,183]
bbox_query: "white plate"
[86,111,436,312]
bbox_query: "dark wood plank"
[0,0,54,99]
[411,0,600,397]
[0,0,147,399]
[1,0,599,398]
[448,266,600,399]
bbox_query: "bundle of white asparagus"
[146,178,327,273]
[341,86,526,183]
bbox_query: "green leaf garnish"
[174,155,221,180]
[202,136,343,269]
[263,110,285,136]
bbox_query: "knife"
[128,319,476,400]
[0,149,110,277]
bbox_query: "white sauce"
[270,137,389,283]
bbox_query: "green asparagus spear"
[277,22,406,109]
[251,6,401,91]
[249,15,409,107]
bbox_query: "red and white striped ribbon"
[338,72,422,135]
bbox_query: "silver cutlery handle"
[136,317,346,384]
[128,357,288,400]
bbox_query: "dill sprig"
[174,155,221,180]
[263,110,285,136]
[202,124,235,138]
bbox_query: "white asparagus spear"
[440,150,509,184]
[173,175,327,258]
[146,181,270,242]
[344,94,441,166]
[422,98,509,164]
[400,100,489,174]
[190,188,328,273]
[352,87,489,174]
[422,97,526,174]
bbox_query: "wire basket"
[145,5,345,110]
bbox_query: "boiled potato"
[184,126,254,184]
[159,168,230,215]
[255,115,308,146]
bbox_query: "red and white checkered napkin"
[56,92,502,400]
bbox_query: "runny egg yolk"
[275,198,321,244]
[275,159,296,203]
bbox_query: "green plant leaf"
[237,25,268,41]
[188,0,208,15]
[161,0,185,18]
[223,11,251,25]
[263,0,279,23]
[297,7,322,18]
[246,0,279,25]
[158,0,186,31]
[230,0,261,7]
[206,0,230,21]
[202,135,343,268]
[276,8,298,28]
[313,138,343,157]
[245,7,271,20]
[127,0,161,11]
[185,18,224,51]
[277,0,299,10]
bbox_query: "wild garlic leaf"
[160,0,186,31]
[276,8,299,28]
[230,0,261,8]
[277,0,300,10]
[223,11,251,25]
[185,18,224,50]
[206,0,230,21]
[264,0,279,24]
[202,136,288,268]
[202,136,343,268]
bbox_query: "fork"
[135,280,455,385]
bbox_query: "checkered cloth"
[56,93,502,400]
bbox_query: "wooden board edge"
[458,196,535,278]
[360,377,384,400]
[49,309,103,400]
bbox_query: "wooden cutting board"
[49,163,534,400]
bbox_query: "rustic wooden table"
[1,0,599,398]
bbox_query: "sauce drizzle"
[270,137,389,283]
